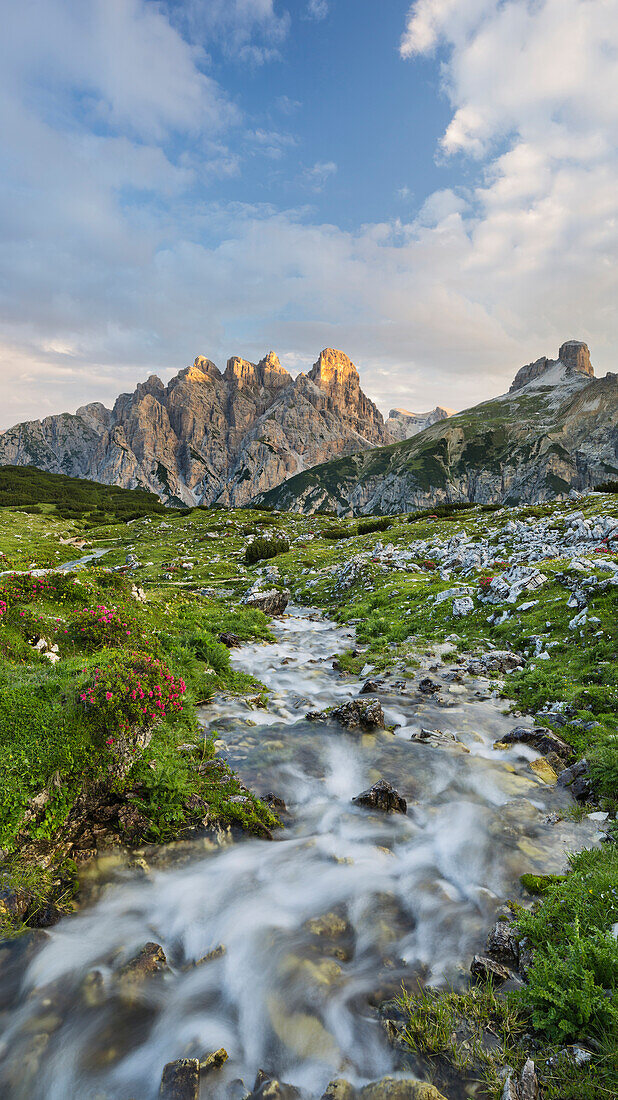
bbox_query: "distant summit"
[510,340,593,392]
[386,406,454,441]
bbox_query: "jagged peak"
[308,348,359,389]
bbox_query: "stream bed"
[0,607,599,1099]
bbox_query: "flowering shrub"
[0,599,6,619]
[79,654,187,767]
[0,572,82,610]
[66,605,136,651]
[479,576,494,591]
[421,560,437,570]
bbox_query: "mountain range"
[253,341,618,513]
[0,349,390,507]
[1,339,615,513]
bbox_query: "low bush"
[244,536,290,564]
[320,526,354,540]
[357,517,392,535]
[66,605,137,651]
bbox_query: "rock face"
[386,406,453,441]
[256,341,618,514]
[0,349,390,507]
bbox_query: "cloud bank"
[0,0,616,427]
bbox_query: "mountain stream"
[0,607,599,1099]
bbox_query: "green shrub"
[320,526,353,540]
[597,480,618,493]
[587,734,618,802]
[407,503,475,522]
[357,517,393,535]
[244,536,290,564]
[522,922,618,1042]
[184,632,230,673]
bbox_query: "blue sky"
[0,0,616,426]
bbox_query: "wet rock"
[501,1057,538,1100]
[243,589,290,616]
[321,1081,357,1100]
[307,698,385,731]
[557,758,592,801]
[159,1058,200,1100]
[467,651,524,675]
[201,1047,228,1072]
[418,677,439,695]
[495,726,574,765]
[410,727,469,752]
[219,632,242,648]
[470,955,512,986]
[360,1080,448,1100]
[528,758,558,785]
[264,792,287,814]
[352,780,407,815]
[116,942,168,985]
[249,1069,301,1099]
[361,679,383,694]
[486,921,519,967]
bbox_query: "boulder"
[352,780,407,815]
[557,758,592,801]
[418,677,440,695]
[486,921,519,967]
[495,726,574,766]
[243,589,290,616]
[361,679,383,694]
[360,1081,448,1100]
[159,1058,200,1100]
[307,699,385,731]
[219,632,242,647]
[470,955,512,986]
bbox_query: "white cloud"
[176,0,290,63]
[303,161,338,191]
[307,0,329,20]
[0,0,617,430]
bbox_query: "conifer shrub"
[357,517,393,535]
[244,536,290,564]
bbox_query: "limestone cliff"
[0,349,391,506]
[253,343,618,514]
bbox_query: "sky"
[0,0,617,427]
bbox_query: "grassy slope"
[1,487,617,1096]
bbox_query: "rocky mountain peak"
[510,340,595,393]
[190,356,222,380]
[308,348,359,392]
[559,340,593,377]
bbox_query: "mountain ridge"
[252,341,618,514]
[0,348,390,506]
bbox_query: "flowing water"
[0,607,598,1099]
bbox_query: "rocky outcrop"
[255,341,618,514]
[509,340,593,392]
[0,349,391,507]
[386,406,453,441]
